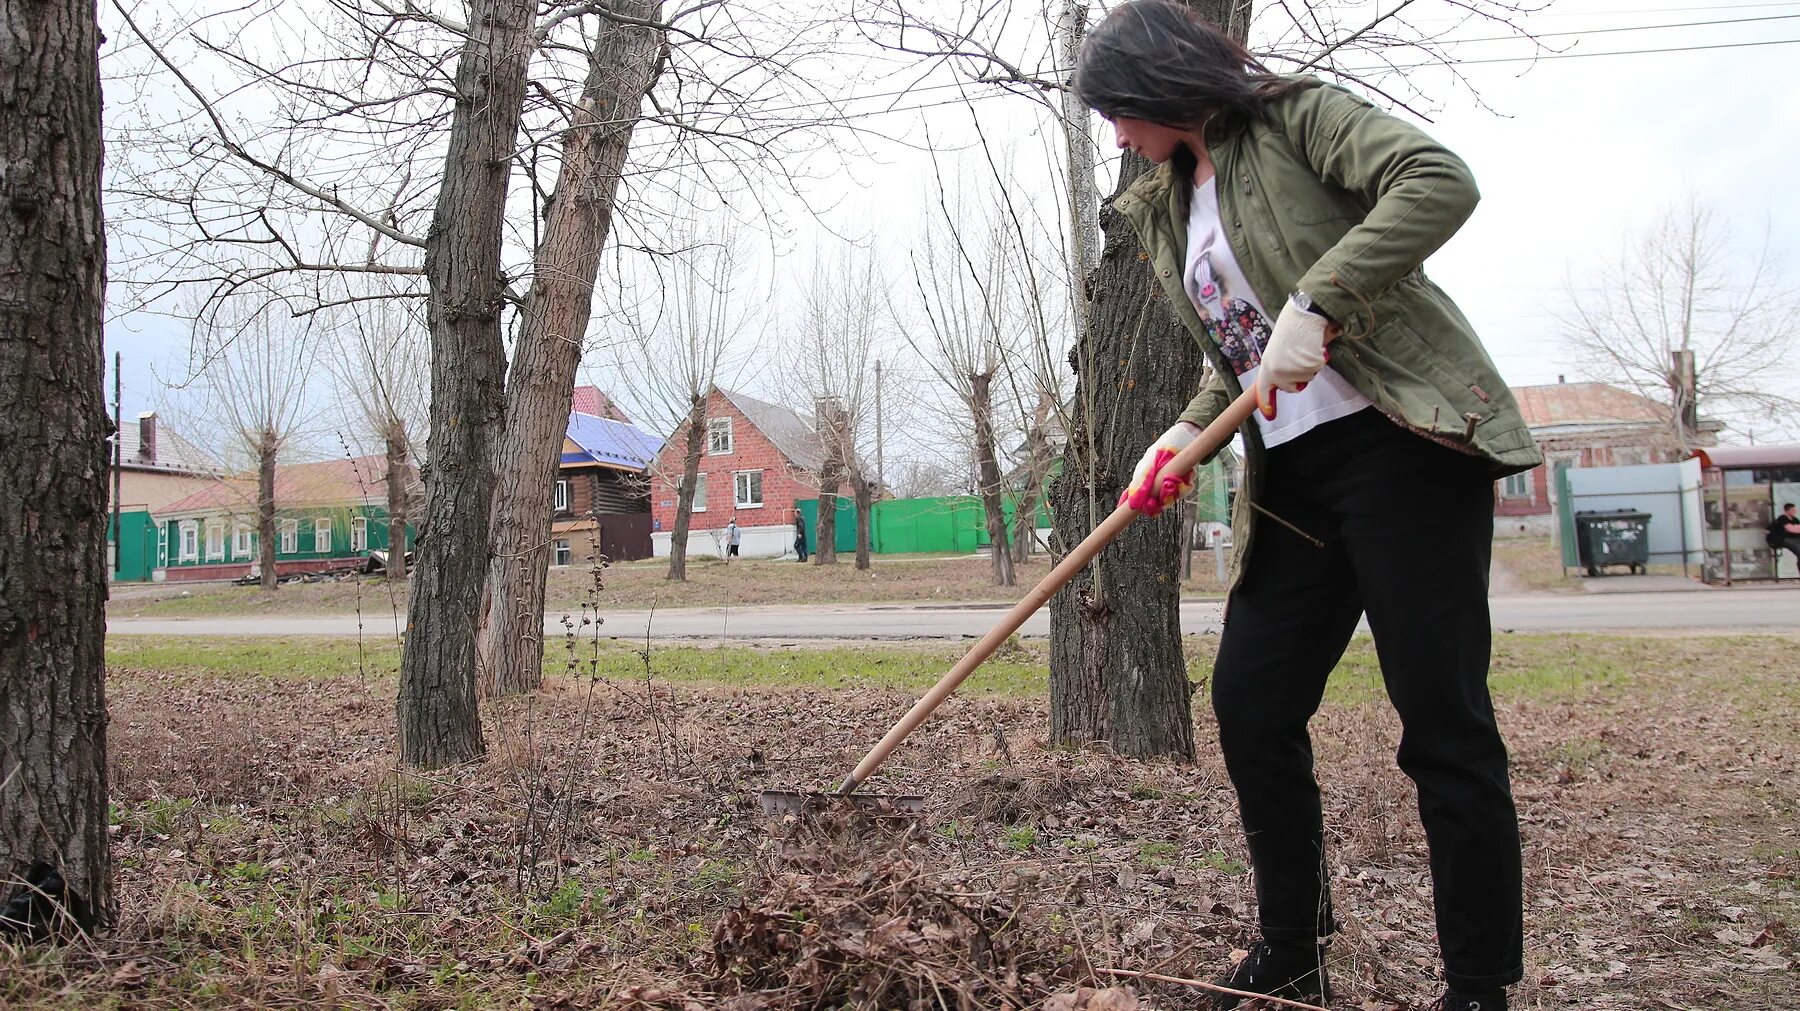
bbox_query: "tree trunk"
[1010,410,1053,566]
[397,0,536,769]
[970,371,1016,587]
[477,6,663,698]
[0,0,113,937]
[852,471,874,570]
[666,397,705,581]
[1044,0,1237,762]
[257,432,278,591]
[815,457,842,566]
[385,421,408,579]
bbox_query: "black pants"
[795,537,808,562]
[1212,409,1523,992]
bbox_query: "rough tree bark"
[665,396,706,581]
[852,473,874,570]
[257,432,278,591]
[0,0,113,937]
[385,421,409,578]
[1046,0,1230,759]
[397,0,536,768]
[814,454,843,566]
[1010,394,1055,566]
[970,371,1016,587]
[477,3,664,697]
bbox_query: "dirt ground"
[5,634,1795,1009]
[107,551,1236,618]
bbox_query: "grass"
[106,630,1755,705]
[1491,536,1577,592]
[109,552,1233,619]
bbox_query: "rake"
[759,387,1259,817]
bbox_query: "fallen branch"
[1096,967,1329,1011]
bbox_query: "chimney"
[1556,374,1565,384]
[137,411,157,464]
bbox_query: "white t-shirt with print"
[1183,176,1369,449]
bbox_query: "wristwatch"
[1288,289,1332,322]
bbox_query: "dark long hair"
[1074,0,1309,136]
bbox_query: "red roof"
[1692,445,1800,470]
[571,385,630,423]
[1510,382,1668,429]
[160,455,400,517]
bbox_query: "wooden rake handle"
[838,386,1259,795]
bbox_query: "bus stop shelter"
[1691,444,1800,585]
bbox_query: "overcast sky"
[103,0,1800,448]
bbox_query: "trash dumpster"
[1573,509,1651,576]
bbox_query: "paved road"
[107,589,1799,640]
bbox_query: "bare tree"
[791,248,885,569]
[899,173,1027,588]
[609,225,755,581]
[1560,199,1800,449]
[477,1,667,699]
[0,0,112,938]
[189,310,316,592]
[325,296,431,579]
[395,0,539,769]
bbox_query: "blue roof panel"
[566,412,663,470]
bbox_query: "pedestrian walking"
[726,518,741,560]
[1075,5,1542,1008]
[793,508,809,562]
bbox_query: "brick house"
[156,455,415,582]
[1493,379,1721,532]
[553,391,661,564]
[649,387,844,559]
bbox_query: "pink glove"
[1120,421,1200,516]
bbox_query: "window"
[1500,470,1532,500]
[554,478,571,513]
[734,469,764,508]
[204,519,224,561]
[178,521,198,563]
[351,517,368,552]
[707,416,733,455]
[234,523,252,558]
[280,519,298,555]
[690,472,708,512]
[314,518,332,554]
[554,539,571,566]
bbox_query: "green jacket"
[1111,78,1541,589]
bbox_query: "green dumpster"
[1573,509,1651,576]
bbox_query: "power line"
[1342,34,1800,70]
[1428,11,1800,43]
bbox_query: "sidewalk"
[1577,573,1800,593]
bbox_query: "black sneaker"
[1427,992,1506,1011]
[1211,940,1331,1009]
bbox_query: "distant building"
[649,388,850,559]
[554,388,662,564]
[107,412,219,582]
[1494,379,1722,532]
[155,455,415,582]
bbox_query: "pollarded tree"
[0,0,113,938]
[188,309,316,593]
[1561,198,1800,449]
[476,1,667,698]
[608,223,757,582]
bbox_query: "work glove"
[1255,298,1332,420]
[1120,421,1200,517]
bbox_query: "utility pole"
[874,359,885,493]
[112,351,122,580]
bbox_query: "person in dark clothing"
[1766,503,1800,570]
[793,508,809,562]
[1075,5,1539,1009]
